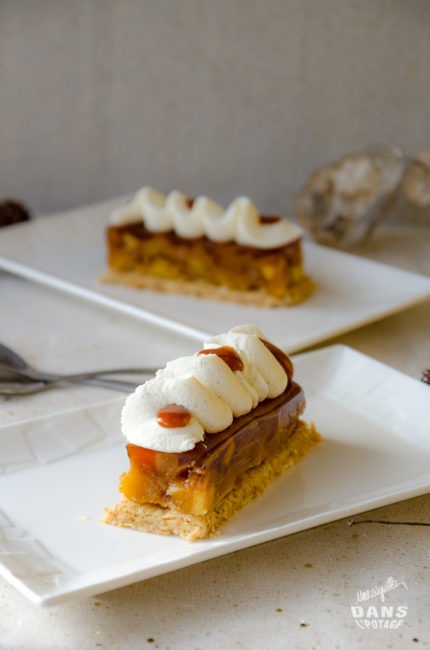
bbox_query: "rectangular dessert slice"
[102,188,314,307]
[103,325,321,541]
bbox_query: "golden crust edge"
[99,268,314,307]
[102,420,321,542]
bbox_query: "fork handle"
[78,376,137,392]
[0,376,138,395]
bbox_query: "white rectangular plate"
[0,345,429,606]
[0,199,429,351]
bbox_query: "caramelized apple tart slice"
[102,188,314,306]
[103,326,321,540]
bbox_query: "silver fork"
[0,377,140,395]
[0,342,157,394]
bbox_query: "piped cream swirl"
[121,325,289,453]
[110,186,302,249]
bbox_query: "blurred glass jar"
[295,146,407,249]
[401,149,430,225]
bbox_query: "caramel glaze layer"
[107,221,302,258]
[120,341,305,515]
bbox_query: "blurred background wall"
[1,0,429,217]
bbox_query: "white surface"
[1,223,429,650]
[0,199,429,351]
[1,345,429,607]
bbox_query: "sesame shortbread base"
[102,420,321,542]
[100,269,314,307]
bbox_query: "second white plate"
[0,345,429,606]
[0,198,429,350]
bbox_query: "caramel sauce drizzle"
[197,345,244,371]
[156,404,191,428]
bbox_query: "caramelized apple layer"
[106,222,304,301]
[119,379,305,516]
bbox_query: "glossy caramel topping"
[260,215,281,224]
[198,345,244,372]
[156,404,191,428]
